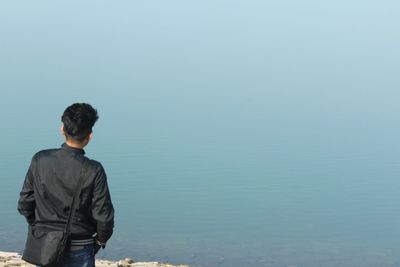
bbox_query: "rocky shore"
[0,251,190,267]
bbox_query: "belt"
[71,238,94,246]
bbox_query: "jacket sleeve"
[17,156,37,225]
[91,164,114,243]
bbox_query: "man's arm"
[17,156,36,225]
[91,164,114,244]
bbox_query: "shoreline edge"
[0,251,190,267]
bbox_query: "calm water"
[1,1,400,266]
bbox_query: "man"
[18,103,115,267]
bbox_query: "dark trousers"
[36,244,95,267]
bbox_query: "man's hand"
[94,238,106,254]
[94,243,102,254]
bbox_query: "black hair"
[61,103,99,142]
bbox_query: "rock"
[117,259,132,267]
[125,258,134,263]
[117,258,136,266]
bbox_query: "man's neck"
[65,140,86,149]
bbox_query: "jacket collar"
[61,143,86,155]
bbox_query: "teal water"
[1,1,400,266]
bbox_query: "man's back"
[18,143,114,241]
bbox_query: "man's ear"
[61,125,66,136]
[89,132,93,140]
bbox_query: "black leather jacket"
[18,143,114,243]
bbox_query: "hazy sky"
[0,1,399,152]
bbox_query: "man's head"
[61,103,99,146]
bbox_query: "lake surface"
[1,1,400,266]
